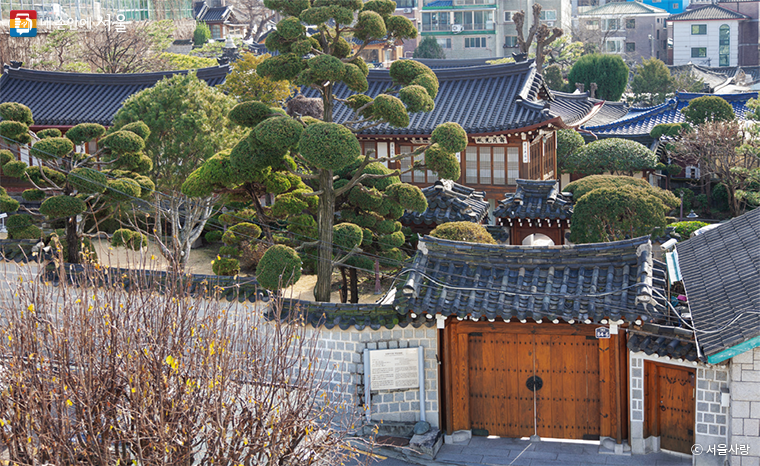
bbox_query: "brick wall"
[729,347,760,466]
[309,325,440,427]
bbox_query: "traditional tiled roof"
[193,1,232,22]
[582,92,758,142]
[400,180,489,227]
[627,323,699,361]
[580,2,669,15]
[395,236,663,323]
[583,101,630,127]
[677,208,760,357]
[412,58,493,69]
[667,63,733,90]
[0,65,230,127]
[546,91,602,127]
[301,60,562,136]
[278,299,433,330]
[668,4,750,20]
[493,179,572,221]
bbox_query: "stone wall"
[729,346,760,466]
[310,325,440,427]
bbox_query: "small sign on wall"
[368,348,419,391]
[522,141,529,163]
[595,327,611,339]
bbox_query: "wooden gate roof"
[396,235,667,323]
[400,180,489,227]
[493,179,573,221]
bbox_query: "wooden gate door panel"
[646,362,695,454]
[534,334,601,439]
[468,333,533,438]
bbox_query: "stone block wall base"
[409,429,443,460]
[444,430,472,444]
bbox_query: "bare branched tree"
[228,0,276,41]
[670,120,760,216]
[80,20,175,73]
[0,259,371,465]
[512,3,563,74]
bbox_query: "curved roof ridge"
[0,64,230,85]
[586,99,676,130]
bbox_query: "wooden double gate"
[443,321,628,441]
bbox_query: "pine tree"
[183,0,468,301]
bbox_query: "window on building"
[454,10,494,30]
[395,0,416,8]
[626,42,636,52]
[504,35,518,48]
[437,38,452,48]
[210,24,222,39]
[539,9,557,21]
[691,47,707,58]
[691,24,707,35]
[719,24,730,66]
[672,3,679,9]
[585,19,600,30]
[604,18,620,30]
[657,29,660,39]
[625,18,635,29]
[465,37,487,48]
[422,12,449,31]
[605,39,624,53]
[685,165,700,179]
[465,147,478,184]
[507,147,519,184]
[504,10,517,22]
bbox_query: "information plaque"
[369,348,419,391]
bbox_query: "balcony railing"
[421,22,494,32]
[421,23,452,32]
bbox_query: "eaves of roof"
[667,4,750,20]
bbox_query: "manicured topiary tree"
[556,129,585,173]
[668,220,709,240]
[566,54,628,101]
[681,95,735,125]
[565,175,680,243]
[193,21,211,47]
[110,73,243,272]
[562,138,657,176]
[430,221,496,244]
[0,102,152,263]
[630,58,674,106]
[183,1,468,301]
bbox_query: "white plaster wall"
[728,347,760,466]
[671,20,740,67]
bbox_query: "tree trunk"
[349,267,359,304]
[66,215,80,264]
[315,168,335,302]
[339,267,348,303]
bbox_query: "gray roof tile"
[494,179,572,221]
[677,208,760,356]
[400,180,489,227]
[396,235,667,323]
[0,65,230,127]
[668,4,750,20]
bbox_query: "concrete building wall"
[728,347,760,466]
[671,20,741,67]
[311,325,441,427]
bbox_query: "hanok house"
[493,178,573,246]
[393,235,668,449]
[306,59,602,203]
[0,63,229,193]
[399,179,489,236]
[193,0,247,40]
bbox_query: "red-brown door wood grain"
[645,361,695,455]
[463,326,602,439]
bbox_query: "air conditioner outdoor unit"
[403,8,412,13]
[451,24,464,33]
